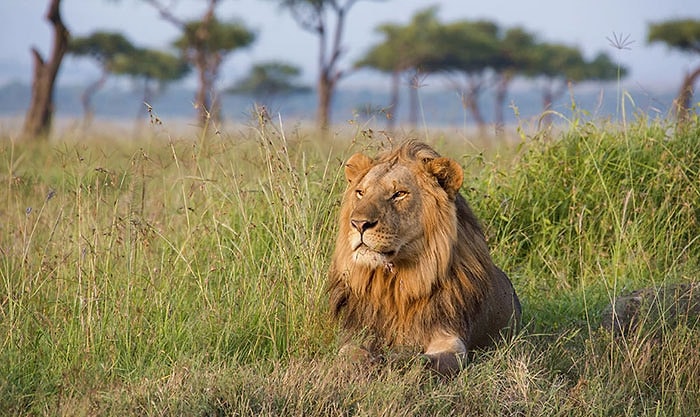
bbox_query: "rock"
[600,282,700,336]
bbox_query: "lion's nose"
[351,219,377,233]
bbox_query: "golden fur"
[328,141,521,374]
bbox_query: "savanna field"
[1,112,699,416]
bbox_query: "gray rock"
[600,282,700,336]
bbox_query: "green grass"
[1,114,699,416]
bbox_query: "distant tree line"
[355,7,625,132]
[19,0,700,141]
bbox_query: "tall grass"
[1,113,698,416]
[471,118,700,329]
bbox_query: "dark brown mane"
[377,140,442,164]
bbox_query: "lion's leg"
[424,332,467,375]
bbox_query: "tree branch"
[289,2,323,34]
[142,0,186,29]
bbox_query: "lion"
[328,140,521,374]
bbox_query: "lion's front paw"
[424,333,468,376]
[422,351,466,376]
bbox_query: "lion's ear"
[344,153,374,183]
[426,157,464,198]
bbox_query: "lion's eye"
[391,191,408,201]
[355,189,364,199]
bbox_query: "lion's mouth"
[354,242,396,258]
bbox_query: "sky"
[0,0,699,92]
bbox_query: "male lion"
[328,141,521,374]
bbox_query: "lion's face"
[341,147,464,269]
[348,162,424,267]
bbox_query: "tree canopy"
[355,7,441,74]
[68,32,136,67]
[648,19,700,121]
[68,31,138,121]
[648,19,700,54]
[113,48,190,103]
[113,49,190,83]
[424,19,501,74]
[226,62,310,99]
[173,18,256,58]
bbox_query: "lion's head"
[344,143,462,271]
[328,141,521,374]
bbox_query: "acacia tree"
[226,62,310,101]
[424,19,500,131]
[271,0,386,132]
[586,52,626,81]
[355,7,441,130]
[355,24,406,130]
[145,0,255,125]
[68,32,136,123]
[527,43,622,125]
[648,19,700,121]
[112,48,190,112]
[529,43,586,116]
[21,0,69,141]
[492,27,536,128]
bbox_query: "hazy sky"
[1,0,698,91]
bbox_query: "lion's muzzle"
[351,218,377,234]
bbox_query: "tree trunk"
[194,1,218,127]
[541,88,554,127]
[195,54,212,126]
[21,0,69,141]
[540,79,568,127]
[315,2,352,134]
[408,80,418,128]
[675,66,700,123]
[463,75,485,133]
[317,70,334,132]
[193,45,224,128]
[407,70,420,128]
[464,93,485,128]
[494,71,513,133]
[386,70,400,132]
[81,70,108,127]
[284,1,357,135]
